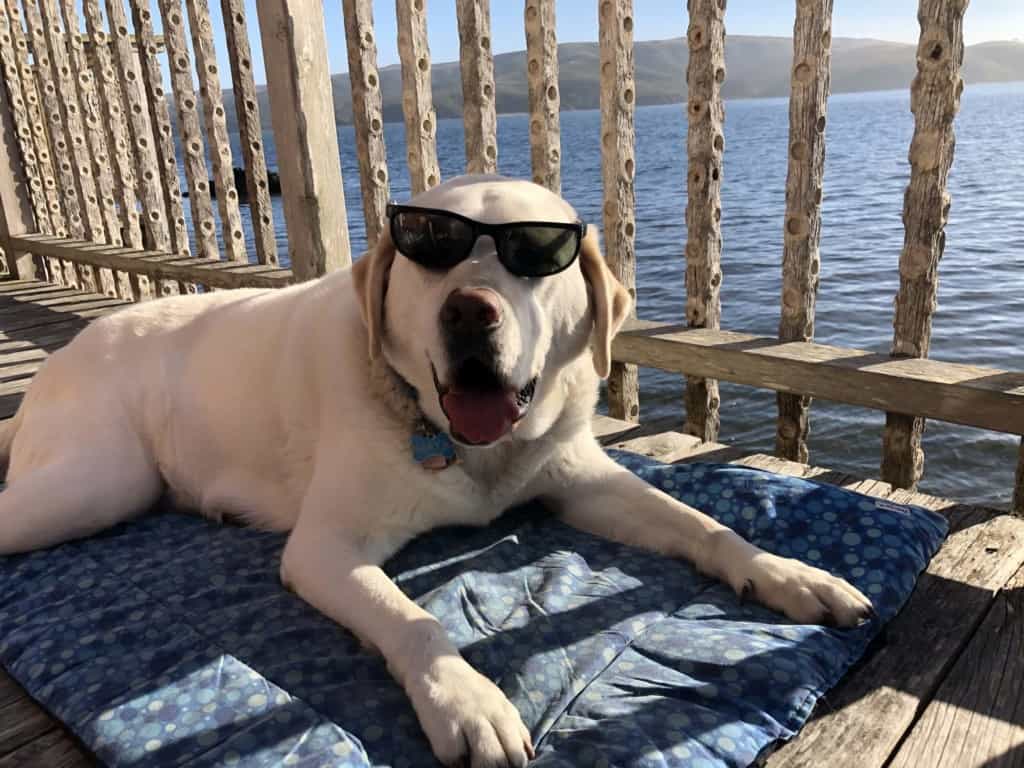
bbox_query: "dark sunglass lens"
[394,211,475,269]
[499,226,579,276]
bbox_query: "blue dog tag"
[411,429,458,469]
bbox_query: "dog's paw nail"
[739,578,755,603]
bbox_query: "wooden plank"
[523,0,560,192]
[157,0,219,262]
[340,0,389,249]
[0,724,95,767]
[256,0,350,279]
[185,0,247,263]
[5,233,294,289]
[220,0,278,265]
[611,321,1024,436]
[0,316,88,345]
[395,0,440,195]
[682,0,726,442]
[766,506,1024,768]
[598,0,638,424]
[888,565,1024,768]
[881,0,967,490]
[0,694,58,758]
[81,0,141,252]
[776,0,833,463]
[456,0,497,175]
[127,0,190,280]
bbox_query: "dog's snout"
[440,288,503,337]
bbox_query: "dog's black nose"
[440,288,503,337]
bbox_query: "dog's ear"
[578,227,632,379]
[351,230,397,360]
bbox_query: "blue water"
[202,81,1024,507]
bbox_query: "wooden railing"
[0,0,1019,512]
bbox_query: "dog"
[0,175,872,767]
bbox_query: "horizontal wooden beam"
[612,319,1024,436]
[3,234,293,290]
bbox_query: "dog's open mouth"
[432,359,537,446]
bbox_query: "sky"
[220,0,1024,86]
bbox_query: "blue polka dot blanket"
[0,451,947,767]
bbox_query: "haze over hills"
[226,35,1024,129]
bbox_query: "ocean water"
[211,80,1024,507]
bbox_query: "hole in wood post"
[376,169,387,183]
[526,5,537,21]
[480,36,490,50]
[623,16,633,32]
[790,140,809,161]
[427,174,437,187]
[371,117,382,131]
[413,0,423,10]
[417,56,428,71]
[688,24,704,48]
[528,58,539,75]
[786,216,808,237]
[711,166,719,181]
[485,145,496,160]
[816,115,826,132]
[714,206,721,222]
[363,30,373,45]
[215,106,224,117]
[235,12,243,23]
[624,221,634,237]
[714,134,724,152]
[241,58,250,68]
[821,28,831,47]
[929,42,943,60]
[184,98,195,109]
[483,83,492,98]
[176,56,188,71]
[624,157,634,177]
[689,100,702,116]
[208,65,217,75]
[245,99,255,110]
[422,118,432,134]
[547,85,557,100]
[170,12,180,24]
[623,88,634,104]
[793,62,812,83]
[367,72,378,88]
[149,210,160,221]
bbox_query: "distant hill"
[224,36,1024,129]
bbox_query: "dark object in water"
[183,167,281,200]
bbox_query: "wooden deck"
[0,279,1022,768]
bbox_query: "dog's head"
[353,174,631,447]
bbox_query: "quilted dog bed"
[0,451,948,767]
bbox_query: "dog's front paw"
[735,553,875,627]
[407,655,533,768]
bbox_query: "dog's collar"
[380,360,459,471]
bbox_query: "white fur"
[0,175,872,768]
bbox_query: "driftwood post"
[395,0,440,194]
[776,0,834,463]
[880,0,967,489]
[1014,441,1024,516]
[0,48,38,280]
[599,0,638,422]
[456,0,497,174]
[524,0,560,192]
[683,0,726,441]
[256,0,350,277]
[186,0,247,263]
[221,0,278,265]
[341,0,389,249]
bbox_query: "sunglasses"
[386,202,587,278]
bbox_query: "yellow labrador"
[0,175,871,767]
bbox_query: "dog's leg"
[542,440,874,627]
[283,481,533,768]
[0,420,160,554]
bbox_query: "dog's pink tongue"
[442,390,517,444]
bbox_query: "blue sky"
[225,0,1024,84]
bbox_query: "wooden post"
[186,0,247,263]
[341,0,389,249]
[104,0,166,299]
[395,0,440,195]
[524,0,560,192]
[1014,439,1024,517]
[0,0,51,239]
[82,0,140,250]
[128,0,190,265]
[456,0,497,174]
[599,0,638,423]
[157,0,219,261]
[776,0,834,463]
[880,0,967,489]
[683,0,726,441]
[58,0,122,297]
[0,41,39,280]
[221,0,279,265]
[256,0,350,277]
